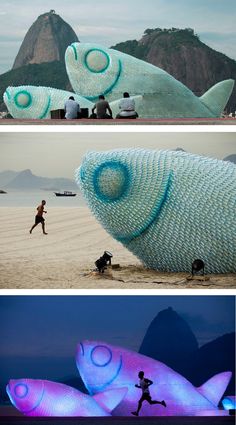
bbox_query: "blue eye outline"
[84,48,110,73]
[14,383,28,398]
[80,165,86,183]
[14,90,32,109]
[91,345,112,367]
[93,161,130,203]
[70,43,78,61]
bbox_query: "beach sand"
[0,207,235,289]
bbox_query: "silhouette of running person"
[30,200,48,235]
[131,371,166,416]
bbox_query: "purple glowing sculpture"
[76,341,232,416]
[6,379,127,416]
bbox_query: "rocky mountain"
[13,11,79,69]
[139,307,198,371]
[1,169,77,191]
[139,307,235,396]
[112,28,236,112]
[224,154,236,164]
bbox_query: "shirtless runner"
[30,200,48,235]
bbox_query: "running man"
[30,200,48,235]
[131,371,166,416]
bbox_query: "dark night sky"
[0,295,234,393]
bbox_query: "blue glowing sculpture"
[65,43,234,118]
[222,396,236,410]
[76,148,236,273]
[76,340,232,416]
[6,379,127,416]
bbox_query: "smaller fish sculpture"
[3,85,142,119]
[6,378,127,416]
[3,86,92,119]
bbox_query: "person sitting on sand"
[131,371,166,416]
[64,96,80,119]
[116,92,138,119]
[91,95,113,119]
[30,200,48,235]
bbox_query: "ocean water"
[0,190,86,208]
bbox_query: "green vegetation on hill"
[112,28,206,59]
[0,61,71,111]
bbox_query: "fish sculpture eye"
[14,383,28,398]
[93,161,130,202]
[91,345,112,367]
[84,49,110,73]
[14,90,32,109]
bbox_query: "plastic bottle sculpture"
[66,42,234,118]
[76,340,232,416]
[76,148,236,273]
[6,379,127,416]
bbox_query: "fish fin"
[93,387,128,412]
[197,371,232,407]
[200,79,234,116]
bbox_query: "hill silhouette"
[1,169,77,191]
[139,307,235,396]
[139,306,198,370]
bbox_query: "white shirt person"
[64,96,80,119]
[116,92,138,119]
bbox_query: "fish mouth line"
[39,95,51,119]
[85,355,123,395]
[117,173,172,244]
[84,59,122,101]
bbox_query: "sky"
[0,0,235,74]
[0,295,234,391]
[0,132,235,179]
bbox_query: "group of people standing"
[64,92,138,120]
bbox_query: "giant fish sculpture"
[3,85,142,119]
[6,378,127,416]
[3,86,92,119]
[65,42,234,118]
[76,148,236,274]
[76,340,232,416]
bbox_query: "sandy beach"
[0,207,235,289]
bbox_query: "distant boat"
[54,191,77,197]
[0,190,7,194]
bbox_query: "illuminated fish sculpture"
[3,85,142,119]
[76,148,236,273]
[65,42,234,118]
[76,340,232,416]
[222,396,236,410]
[6,379,127,416]
[3,86,93,119]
